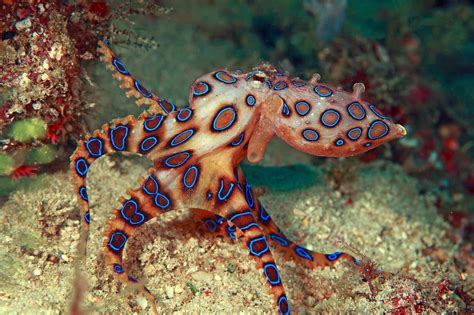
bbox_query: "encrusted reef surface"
[0,148,470,313]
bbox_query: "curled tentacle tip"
[352,82,365,98]
[309,73,321,84]
[396,124,407,137]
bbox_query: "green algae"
[25,144,58,165]
[0,153,15,176]
[8,118,47,143]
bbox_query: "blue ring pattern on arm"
[170,129,195,147]
[85,138,103,157]
[84,211,90,224]
[227,225,237,239]
[335,139,345,146]
[158,99,176,114]
[326,251,343,261]
[364,142,372,147]
[248,235,270,257]
[264,79,272,89]
[108,231,128,252]
[143,175,159,195]
[113,264,125,273]
[217,179,235,201]
[134,80,152,98]
[244,183,254,208]
[367,120,389,140]
[320,109,341,127]
[176,107,193,122]
[231,132,245,147]
[273,81,287,90]
[295,101,311,116]
[112,58,129,75]
[214,71,237,84]
[212,107,237,132]
[369,104,389,120]
[153,193,171,209]
[120,199,145,225]
[313,85,333,97]
[347,127,363,141]
[79,186,88,201]
[75,158,89,177]
[246,95,256,107]
[270,234,290,247]
[302,129,319,142]
[144,114,164,132]
[110,125,129,151]
[140,136,158,152]
[163,151,191,168]
[278,295,290,315]
[282,102,291,117]
[347,102,366,120]
[259,205,271,223]
[295,246,314,261]
[183,165,199,189]
[263,263,281,285]
[193,81,210,96]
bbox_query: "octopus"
[70,40,406,314]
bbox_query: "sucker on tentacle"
[71,40,406,314]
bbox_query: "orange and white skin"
[70,40,406,314]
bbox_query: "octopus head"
[271,81,406,157]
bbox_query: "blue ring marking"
[282,102,291,117]
[112,58,129,75]
[214,71,237,84]
[335,139,345,146]
[248,235,269,257]
[134,81,152,98]
[227,225,237,239]
[295,246,314,261]
[143,175,159,195]
[183,165,199,189]
[302,129,319,141]
[370,104,389,120]
[84,211,90,224]
[314,85,333,97]
[239,222,260,231]
[364,143,372,147]
[259,205,270,223]
[295,101,311,116]
[326,251,343,261]
[231,132,245,147]
[144,114,164,132]
[204,219,217,231]
[85,138,103,157]
[113,264,124,273]
[245,183,254,208]
[154,193,171,209]
[163,151,191,168]
[207,192,213,199]
[228,211,253,223]
[291,80,306,87]
[158,99,176,114]
[245,71,257,81]
[347,127,363,141]
[108,231,127,252]
[170,129,195,147]
[321,109,341,127]
[217,179,235,201]
[193,81,210,96]
[270,234,290,247]
[347,102,366,120]
[278,295,290,315]
[104,38,111,46]
[212,106,237,132]
[263,263,281,285]
[215,216,225,224]
[367,120,389,140]
[120,199,145,225]
[79,186,88,201]
[140,136,158,152]
[264,79,272,89]
[110,125,129,151]
[273,81,287,91]
[75,158,89,177]
[176,107,193,122]
[246,95,256,107]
